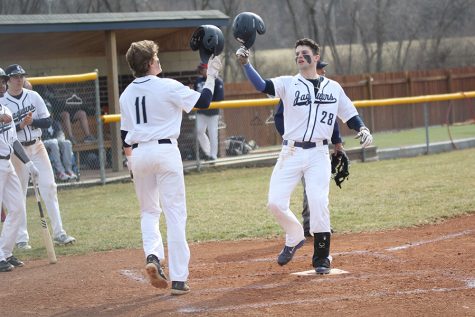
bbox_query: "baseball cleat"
[0,260,14,272]
[54,234,76,246]
[6,255,24,267]
[171,281,190,295]
[145,255,168,289]
[314,257,331,274]
[277,239,305,266]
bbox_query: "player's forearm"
[194,89,213,109]
[121,130,132,149]
[346,115,365,132]
[243,63,266,92]
[31,117,52,129]
[12,140,31,164]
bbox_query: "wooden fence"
[223,67,475,145]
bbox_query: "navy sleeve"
[194,88,213,109]
[346,115,365,132]
[12,140,30,164]
[121,130,131,148]
[274,101,284,136]
[31,116,52,129]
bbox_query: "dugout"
[0,11,229,172]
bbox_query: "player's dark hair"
[126,40,159,78]
[295,38,320,55]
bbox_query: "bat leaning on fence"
[32,180,57,264]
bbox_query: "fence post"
[94,69,106,184]
[367,75,375,132]
[424,103,430,155]
[194,114,202,171]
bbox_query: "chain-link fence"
[29,72,106,183]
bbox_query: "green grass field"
[10,146,475,260]
[342,123,475,149]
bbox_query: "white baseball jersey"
[120,75,200,144]
[272,74,358,142]
[2,90,68,242]
[120,74,201,283]
[1,88,50,142]
[0,105,16,156]
[0,105,27,262]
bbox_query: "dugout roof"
[0,10,229,58]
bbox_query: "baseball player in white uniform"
[120,40,221,295]
[1,64,75,249]
[0,103,39,272]
[237,38,373,274]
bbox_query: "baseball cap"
[5,64,27,76]
[317,60,328,69]
[197,63,208,69]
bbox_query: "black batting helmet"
[0,67,9,81]
[5,64,27,76]
[232,12,266,49]
[190,25,224,64]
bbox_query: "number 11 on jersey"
[135,96,147,124]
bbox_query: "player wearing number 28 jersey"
[236,38,373,274]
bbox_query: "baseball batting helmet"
[317,60,328,69]
[190,25,224,64]
[232,12,266,49]
[5,64,27,76]
[0,68,9,81]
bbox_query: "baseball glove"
[331,150,350,188]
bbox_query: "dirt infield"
[1,214,474,317]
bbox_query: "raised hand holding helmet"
[235,46,250,65]
[206,55,222,79]
[355,127,373,148]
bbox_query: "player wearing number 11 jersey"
[120,40,221,295]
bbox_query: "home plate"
[291,268,349,276]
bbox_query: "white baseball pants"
[196,113,219,159]
[0,159,27,261]
[268,144,331,246]
[132,140,190,282]
[11,140,66,242]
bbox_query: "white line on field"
[385,229,473,251]
[177,285,470,314]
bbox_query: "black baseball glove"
[331,150,350,188]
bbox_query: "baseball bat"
[32,180,57,264]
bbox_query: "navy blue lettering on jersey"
[314,92,337,104]
[0,122,12,134]
[293,89,311,107]
[9,103,36,124]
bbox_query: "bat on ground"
[32,180,57,264]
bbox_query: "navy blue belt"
[0,154,10,160]
[282,140,328,149]
[132,139,172,149]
